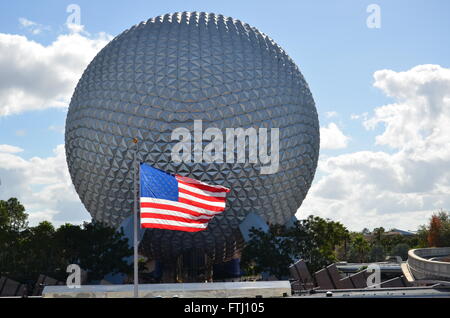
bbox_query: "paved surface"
[292,285,450,298]
[42,281,292,298]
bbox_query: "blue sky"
[2,0,450,157]
[0,0,449,230]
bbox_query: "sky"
[0,0,449,231]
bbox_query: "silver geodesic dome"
[65,12,319,262]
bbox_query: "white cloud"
[365,64,450,151]
[0,26,110,225]
[18,17,50,35]
[0,144,24,153]
[19,18,36,28]
[299,64,450,231]
[67,23,86,34]
[350,112,368,120]
[325,111,338,118]
[320,123,350,150]
[0,144,89,226]
[0,29,111,117]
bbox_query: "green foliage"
[391,243,410,261]
[240,225,293,279]
[3,196,448,285]
[241,215,350,278]
[417,210,450,247]
[69,222,133,281]
[361,228,371,235]
[380,233,418,253]
[0,198,28,231]
[287,216,350,272]
[346,229,418,263]
[0,197,133,284]
[416,225,429,248]
[347,233,370,263]
[372,227,385,242]
[369,244,386,262]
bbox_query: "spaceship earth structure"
[65,12,320,262]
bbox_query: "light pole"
[132,137,139,298]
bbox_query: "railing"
[407,247,450,281]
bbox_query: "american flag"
[139,163,230,232]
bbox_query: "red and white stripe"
[140,176,230,232]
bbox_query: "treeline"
[417,210,450,247]
[241,211,450,279]
[0,198,132,285]
[2,197,450,284]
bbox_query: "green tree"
[0,198,29,278]
[240,225,293,279]
[361,228,371,235]
[348,233,370,263]
[54,223,84,267]
[287,216,349,272]
[391,243,410,261]
[417,210,450,248]
[6,221,57,282]
[53,221,133,281]
[241,215,350,278]
[0,198,28,231]
[372,227,385,243]
[0,198,133,285]
[77,222,133,281]
[369,244,386,262]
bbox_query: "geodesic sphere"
[65,12,319,262]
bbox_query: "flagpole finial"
[132,138,138,144]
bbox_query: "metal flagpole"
[132,137,139,298]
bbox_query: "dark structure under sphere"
[65,12,320,263]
